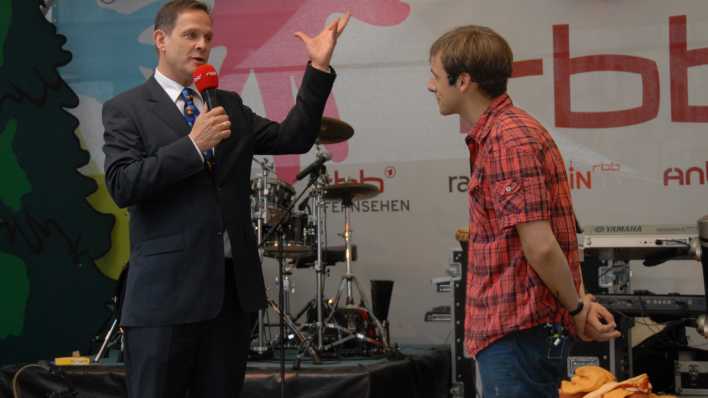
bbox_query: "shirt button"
[505,186,512,192]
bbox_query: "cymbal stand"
[324,194,391,352]
[259,175,322,367]
[307,167,329,351]
[289,143,338,352]
[252,158,273,356]
[288,149,336,353]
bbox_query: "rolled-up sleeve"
[489,145,551,230]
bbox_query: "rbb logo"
[557,15,707,127]
[332,170,385,193]
[459,15,707,133]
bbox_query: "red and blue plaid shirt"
[464,94,581,357]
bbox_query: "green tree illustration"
[0,0,115,365]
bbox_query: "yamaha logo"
[593,225,643,233]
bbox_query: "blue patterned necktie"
[179,87,215,171]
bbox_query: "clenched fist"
[188,106,231,151]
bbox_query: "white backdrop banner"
[56,0,708,345]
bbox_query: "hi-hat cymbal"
[319,117,354,144]
[323,181,380,202]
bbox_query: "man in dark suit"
[102,1,349,396]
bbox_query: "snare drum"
[263,212,315,257]
[251,176,295,225]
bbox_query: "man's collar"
[466,94,512,144]
[153,68,202,103]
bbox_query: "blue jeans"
[476,324,568,398]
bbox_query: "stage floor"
[0,345,450,398]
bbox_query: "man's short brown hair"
[154,0,210,34]
[430,25,513,99]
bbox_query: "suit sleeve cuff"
[302,62,336,98]
[188,135,205,162]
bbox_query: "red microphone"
[192,64,219,110]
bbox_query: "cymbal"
[318,117,354,144]
[323,182,380,202]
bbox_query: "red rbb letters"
[459,14,707,133]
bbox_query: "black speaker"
[370,280,394,322]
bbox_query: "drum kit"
[249,117,391,365]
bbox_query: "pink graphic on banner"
[212,0,410,182]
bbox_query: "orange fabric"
[559,393,585,398]
[559,367,676,398]
[603,390,634,398]
[560,366,616,396]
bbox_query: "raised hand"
[294,11,351,72]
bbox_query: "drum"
[263,212,315,257]
[251,176,295,225]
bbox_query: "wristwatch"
[568,299,584,316]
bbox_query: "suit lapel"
[144,76,191,139]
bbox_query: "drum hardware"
[322,182,379,306]
[292,244,357,269]
[299,120,353,354]
[256,164,326,367]
[266,150,361,355]
[293,295,333,326]
[274,264,296,317]
[294,159,331,354]
[262,212,315,258]
[251,158,275,357]
[250,119,397,359]
[321,308,382,354]
[250,158,320,362]
[258,176,317,255]
[317,181,391,354]
[251,176,295,226]
[250,158,313,360]
[266,284,320,370]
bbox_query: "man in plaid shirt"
[427,26,621,397]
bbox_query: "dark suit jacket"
[103,65,335,327]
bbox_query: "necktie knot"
[180,87,195,101]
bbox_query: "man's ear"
[153,30,166,53]
[458,72,473,92]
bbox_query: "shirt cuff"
[308,61,334,75]
[188,135,205,162]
